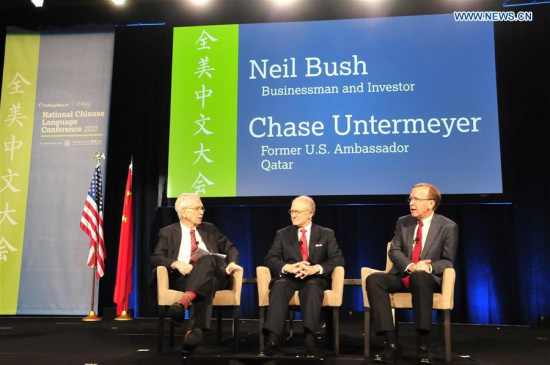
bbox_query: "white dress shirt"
[177,222,208,264]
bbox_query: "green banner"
[0,30,40,314]
[168,25,239,197]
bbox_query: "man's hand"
[283,261,309,275]
[226,262,238,275]
[171,261,193,276]
[283,261,318,279]
[411,259,432,273]
[295,264,320,279]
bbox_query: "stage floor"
[0,316,548,364]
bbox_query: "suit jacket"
[388,213,458,286]
[264,223,344,280]
[150,221,239,278]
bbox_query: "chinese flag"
[113,161,133,316]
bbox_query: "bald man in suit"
[366,183,458,365]
[151,193,239,351]
[262,195,344,357]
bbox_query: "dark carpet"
[1,316,548,365]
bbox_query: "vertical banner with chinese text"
[0,30,40,314]
[168,25,239,197]
[0,27,114,315]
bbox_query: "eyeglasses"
[288,210,310,215]
[407,197,433,203]
[184,206,206,213]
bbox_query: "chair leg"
[333,307,340,356]
[157,305,166,354]
[393,308,399,340]
[444,310,451,363]
[287,310,294,342]
[233,306,240,353]
[325,308,334,350]
[259,306,265,353]
[364,308,370,358]
[217,307,223,345]
[169,321,175,349]
[436,310,444,337]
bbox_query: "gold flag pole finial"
[93,152,106,163]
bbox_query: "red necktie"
[402,220,423,288]
[189,229,198,264]
[299,228,308,261]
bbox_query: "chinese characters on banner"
[190,29,218,195]
[0,33,39,314]
[1,72,33,260]
[168,25,238,198]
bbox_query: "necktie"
[300,228,308,261]
[189,229,198,264]
[402,220,423,288]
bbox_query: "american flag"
[80,162,106,278]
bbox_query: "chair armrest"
[256,266,271,307]
[230,265,244,305]
[331,266,345,294]
[157,266,185,305]
[361,267,384,308]
[324,266,345,307]
[157,266,170,299]
[440,268,456,310]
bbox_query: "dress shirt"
[405,212,434,273]
[176,222,208,264]
[283,223,323,275]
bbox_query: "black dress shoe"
[167,302,185,326]
[263,341,283,356]
[182,328,203,350]
[417,345,435,365]
[303,341,323,357]
[372,343,400,363]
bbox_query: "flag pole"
[82,253,101,321]
[82,152,105,322]
[115,155,134,321]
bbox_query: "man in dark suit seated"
[150,193,239,351]
[262,195,345,357]
[366,183,458,365]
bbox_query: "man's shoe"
[263,341,283,356]
[182,328,203,350]
[167,302,185,326]
[417,345,435,365]
[372,343,400,363]
[303,341,323,357]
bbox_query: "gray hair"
[174,193,200,219]
[292,195,316,213]
[413,182,441,210]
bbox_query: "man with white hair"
[151,193,239,351]
[262,195,344,357]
